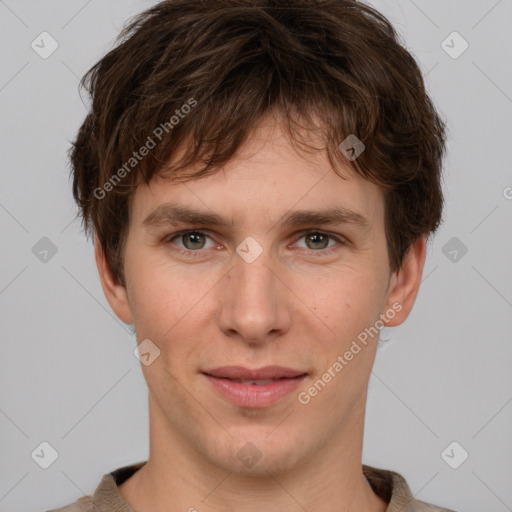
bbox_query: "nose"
[217,253,292,346]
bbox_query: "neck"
[118,394,387,512]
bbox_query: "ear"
[94,236,133,325]
[381,236,426,327]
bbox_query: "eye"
[167,230,216,253]
[164,229,345,258]
[293,231,343,254]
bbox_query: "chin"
[207,429,306,477]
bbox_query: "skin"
[96,112,426,512]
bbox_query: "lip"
[202,366,307,409]
[203,365,305,380]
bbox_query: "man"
[51,0,455,510]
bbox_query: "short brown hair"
[70,0,446,285]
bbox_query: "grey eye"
[180,232,207,250]
[303,232,331,250]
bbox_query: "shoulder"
[45,461,145,512]
[362,464,458,512]
[45,495,95,512]
[402,499,458,512]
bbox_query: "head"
[70,0,446,475]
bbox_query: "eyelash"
[164,229,346,258]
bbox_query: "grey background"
[1,1,511,511]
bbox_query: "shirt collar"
[90,461,425,512]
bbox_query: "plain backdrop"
[0,1,511,511]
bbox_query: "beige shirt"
[47,461,456,512]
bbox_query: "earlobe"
[382,236,427,328]
[94,237,133,325]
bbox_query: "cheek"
[302,288,383,415]
[296,269,384,338]
[126,265,215,364]
[126,255,198,329]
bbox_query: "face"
[98,114,425,476]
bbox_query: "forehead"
[129,115,385,232]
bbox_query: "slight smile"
[202,365,308,409]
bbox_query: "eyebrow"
[142,204,370,231]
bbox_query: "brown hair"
[70,0,446,285]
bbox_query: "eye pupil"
[306,232,329,250]
[183,232,205,250]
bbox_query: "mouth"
[219,378,285,385]
[202,366,308,408]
